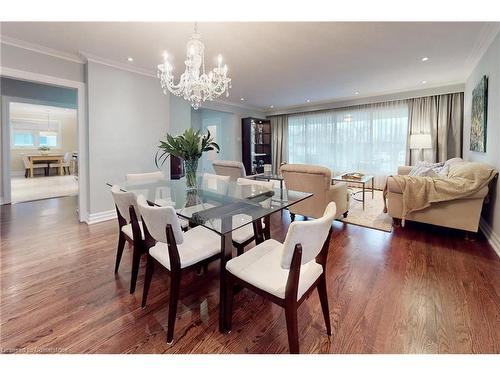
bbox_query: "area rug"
[11,175,78,203]
[339,189,393,232]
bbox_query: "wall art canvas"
[470,75,488,152]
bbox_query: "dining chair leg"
[25,169,29,178]
[129,244,142,294]
[114,234,126,274]
[166,270,181,344]
[224,276,234,332]
[284,303,300,354]
[317,274,332,335]
[141,255,155,308]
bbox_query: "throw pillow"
[409,164,439,177]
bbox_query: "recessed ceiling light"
[421,57,429,62]
[306,99,311,103]
[354,91,359,95]
[240,98,245,101]
[127,57,134,62]
[421,80,427,84]
[270,105,274,108]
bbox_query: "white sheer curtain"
[288,101,409,189]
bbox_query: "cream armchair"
[280,164,349,220]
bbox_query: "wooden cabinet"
[241,117,271,175]
[170,155,185,180]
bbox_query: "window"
[12,132,34,147]
[288,102,409,188]
[10,119,61,149]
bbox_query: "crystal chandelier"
[157,23,232,110]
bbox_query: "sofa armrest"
[327,182,349,214]
[397,166,412,175]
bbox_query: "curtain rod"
[267,91,464,118]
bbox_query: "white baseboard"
[86,209,117,225]
[479,218,500,258]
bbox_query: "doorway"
[8,102,78,203]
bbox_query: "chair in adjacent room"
[49,152,71,175]
[223,202,337,354]
[212,160,246,181]
[22,154,48,178]
[110,185,145,294]
[137,195,222,344]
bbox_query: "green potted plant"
[38,146,51,155]
[155,128,220,189]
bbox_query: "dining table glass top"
[106,175,312,235]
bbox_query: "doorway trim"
[0,66,88,223]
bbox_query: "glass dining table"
[106,175,313,332]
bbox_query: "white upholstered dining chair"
[212,160,246,181]
[137,194,222,344]
[110,185,146,294]
[126,171,188,230]
[229,177,275,255]
[223,202,337,353]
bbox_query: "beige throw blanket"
[383,162,498,223]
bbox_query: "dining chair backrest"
[280,202,336,269]
[212,160,246,181]
[110,185,140,223]
[22,154,30,169]
[137,194,184,245]
[236,177,274,190]
[202,173,230,194]
[126,171,165,184]
[63,152,71,163]
[236,178,275,208]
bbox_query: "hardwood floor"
[1,196,499,354]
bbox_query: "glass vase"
[184,158,199,190]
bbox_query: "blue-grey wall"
[1,77,77,108]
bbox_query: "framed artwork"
[470,75,488,152]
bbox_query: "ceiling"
[1,22,497,110]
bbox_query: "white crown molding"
[86,209,117,225]
[480,218,500,259]
[206,98,266,114]
[265,82,465,116]
[0,35,85,64]
[465,23,500,74]
[79,51,157,78]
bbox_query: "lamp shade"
[409,134,432,149]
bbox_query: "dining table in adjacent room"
[27,153,65,177]
[106,175,313,332]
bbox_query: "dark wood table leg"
[219,216,233,333]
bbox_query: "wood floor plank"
[1,196,499,353]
